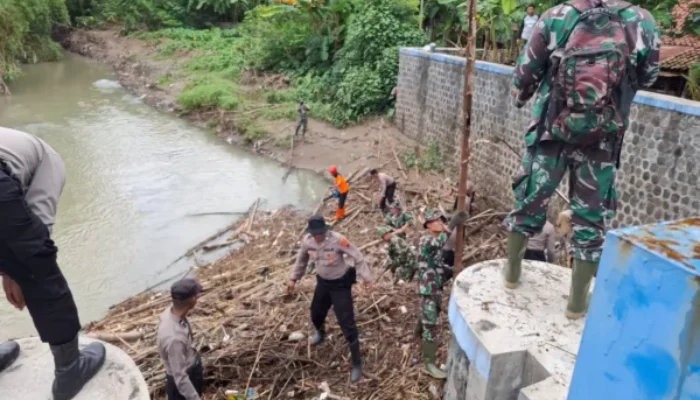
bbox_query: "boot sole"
[423,368,447,379]
[504,280,520,289]
[565,310,586,319]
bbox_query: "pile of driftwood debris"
[85,156,509,399]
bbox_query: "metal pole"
[453,0,477,276]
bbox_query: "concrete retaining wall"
[396,48,700,228]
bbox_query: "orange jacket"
[335,174,349,194]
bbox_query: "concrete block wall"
[396,48,700,228]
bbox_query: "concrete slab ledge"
[0,336,149,400]
[444,259,585,400]
[399,47,700,117]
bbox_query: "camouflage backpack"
[547,0,636,146]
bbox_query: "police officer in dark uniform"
[0,127,105,400]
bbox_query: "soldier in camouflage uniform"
[416,210,451,379]
[505,0,660,319]
[384,200,413,238]
[378,226,417,283]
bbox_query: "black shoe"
[51,337,106,400]
[310,330,324,346]
[0,341,20,373]
[349,340,362,383]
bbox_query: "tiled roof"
[656,0,700,71]
[660,35,700,71]
[661,46,700,71]
[663,35,700,48]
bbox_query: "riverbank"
[61,28,411,177]
[85,166,509,400]
[61,28,511,399]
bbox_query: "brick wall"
[396,48,700,228]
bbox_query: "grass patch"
[242,125,269,143]
[177,78,241,111]
[257,104,297,121]
[400,142,445,172]
[265,89,296,104]
[157,74,174,86]
[273,133,294,149]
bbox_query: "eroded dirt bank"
[61,29,413,177]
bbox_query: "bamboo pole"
[454,0,478,276]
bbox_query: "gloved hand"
[442,266,454,286]
[448,210,469,231]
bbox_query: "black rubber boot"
[414,319,423,338]
[504,232,528,289]
[422,340,446,379]
[0,341,20,373]
[349,340,362,383]
[310,329,324,346]
[51,337,106,400]
[566,259,598,319]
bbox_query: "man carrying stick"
[370,169,396,213]
[328,165,349,221]
[289,216,373,382]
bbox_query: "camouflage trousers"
[419,294,442,343]
[505,140,617,262]
[395,260,417,282]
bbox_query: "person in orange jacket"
[328,165,349,221]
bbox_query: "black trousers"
[0,168,80,345]
[338,191,348,209]
[379,183,397,212]
[524,249,546,262]
[310,269,358,344]
[166,358,204,400]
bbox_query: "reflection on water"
[0,53,327,340]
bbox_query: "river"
[0,53,327,340]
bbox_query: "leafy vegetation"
[177,77,241,111]
[120,0,425,126]
[400,142,445,172]
[7,0,700,123]
[685,63,700,101]
[0,0,69,83]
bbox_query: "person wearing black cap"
[157,278,204,400]
[288,215,373,383]
[0,127,105,400]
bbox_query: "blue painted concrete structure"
[568,219,700,400]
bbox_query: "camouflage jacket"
[514,0,660,147]
[387,235,418,281]
[385,212,413,235]
[417,232,448,295]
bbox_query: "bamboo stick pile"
[85,145,510,399]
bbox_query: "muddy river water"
[0,53,327,340]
